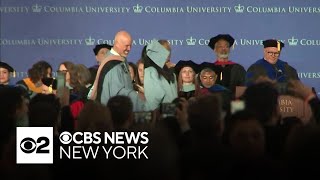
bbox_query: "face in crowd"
[114,31,132,58]
[214,39,230,59]
[58,64,71,84]
[200,69,216,88]
[264,47,280,65]
[137,62,144,84]
[128,65,135,81]
[0,67,10,85]
[228,118,265,158]
[180,66,195,84]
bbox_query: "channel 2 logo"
[16,127,53,164]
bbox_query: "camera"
[134,112,152,124]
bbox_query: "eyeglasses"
[267,51,280,57]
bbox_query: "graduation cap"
[0,61,14,72]
[174,60,200,75]
[93,44,113,55]
[0,61,16,77]
[199,62,221,74]
[263,39,284,51]
[146,39,170,68]
[208,34,235,50]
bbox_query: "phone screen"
[56,72,66,96]
[160,103,176,118]
[134,112,152,124]
[230,100,245,114]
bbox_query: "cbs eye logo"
[20,136,50,154]
[59,131,72,144]
[16,127,53,164]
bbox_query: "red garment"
[70,100,85,128]
[199,88,210,95]
[214,60,236,66]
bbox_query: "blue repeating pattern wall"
[1,0,319,94]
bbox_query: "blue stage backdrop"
[1,0,319,94]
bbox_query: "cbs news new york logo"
[16,127,53,164]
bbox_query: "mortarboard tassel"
[232,42,235,50]
[277,41,281,52]
[12,71,16,78]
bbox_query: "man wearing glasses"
[245,39,299,85]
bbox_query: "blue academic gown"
[99,53,145,112]
[144,67,178,111]
[246,58,299,86]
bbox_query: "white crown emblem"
[85,36,95,46]
[133,4,143,13]
[186,36,196,46]
[32,4,42,13]
[288,37,298,46]
[234,4,245,13]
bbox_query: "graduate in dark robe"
[174,60,200,100]
[198,62,232,113]
[246,39,299,86]
[208,34,246,94]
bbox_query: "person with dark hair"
[243,82,280,125]
[0,61,15,87]
[246,39,299,85]
[134,58,145,94]
[107,95,134,130]
[58,61,74,89]
[28,93,60,128]
[128,62,137,82]
[143,40,177,111]
[0,86,27,147]
[242,82,286,160]
[225,110,265,159]
[16,60,53,98]
[208,34,246,94]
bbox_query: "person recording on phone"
[246,39,299,86]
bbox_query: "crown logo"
[85,36,95,46]
[234,4,245,13]
[133,4,143,13]
[186,37,197,46]
[32,4,42,13]
[288,37,298,46]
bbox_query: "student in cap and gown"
[246,39,299,86]
[174,60,200,100]
[0,61,15,87]
[208,34,246,94]
[143,40,178,111]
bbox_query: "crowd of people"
[0,30,320,179]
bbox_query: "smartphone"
[134,112,152,124]
[230,100,245,114]
[56,71,66,96]
[160,103,176,118]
